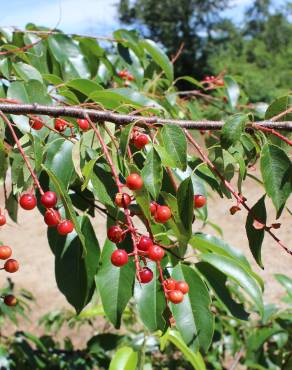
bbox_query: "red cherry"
[126,173,143,191]
[154,205,172,223]
[194,195,206,208]
[0,214,6,226]
[115,193,131,208]
[164,278,176,291]
[148,245,165,261]
[133,134,149,149]
[149,202,157,216]
[41,191,57,208]
[44,209,61,227]
[4,259,19,273]
[30,117,43,130]
[137,236,153,252]
[111,249,128,267]
[77,119,90,131]
[118,70,127,79]
[4,295,17,307]
[127,74,135,81]
[0,246,12,260]
[107,226,125,244]
[57,220,74,235]
[175,281,189,294]
[19,193,37,210]
[168,290,184,304]
[54,118,67,132]
[139,267,153,284]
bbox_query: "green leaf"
[177,177,194,235]
[47,215,100,313]
[224,75,240,109]
[221,114,248,149]
[196,262,249,320]
[190,232,264,289]
[171,264,214,352]
[134,261,166,331]
[160,329,206,370]
[5,191,18,223]
[201,254,263,316]
[274,274,292,297]
[109,347,138,370]
[141,39,174,82]
[96,240,135,328]
[245,196,267,269]
[119,122,135,158]
[45,138,75,189]
[141,148,162,200]
[260,143,292,218]
[160,125,187,170]
[13,62,43,82]
[42,165,85,250]
[66,78,103,96]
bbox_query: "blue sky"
[0,0,286,35]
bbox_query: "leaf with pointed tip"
[160,125,187,170]
[170,264,214,352]
[141,147,162,200]
[200,253,263,316]
[224,75,240,109]
[246,195,267,269]
[48,215,100,313]
[177,177,194,235]
[221,114,248,149]
[134,261,167,332]
[96,240,135,328]
[109,347,138,370]
[260,143,292,218]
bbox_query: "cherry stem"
[0,112,44,196]
[185,130,292,256]
[253,124,292,147]
[85,114,142,278]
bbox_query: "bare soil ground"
[0,175,291,345]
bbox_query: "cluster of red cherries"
[0,212,19,306]
[118,69,135,81]
[107,133,207,304]
[30,116,90,133]
[202,75,224,87]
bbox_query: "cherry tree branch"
[0,103,292,130]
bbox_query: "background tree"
[118,0,292,101]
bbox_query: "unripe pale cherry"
[148,245,165,261]
[126,173,143,191]
[77,119,90,131]
[107,226,125,244]
[133,134,149,149]
[175,281,189,294]
[115,193,131,208]
[4,259,19,273]
[0,246,12,260]
[44,209,61,227]
[19,193,37,210]
[137,235,153,252]
[41,191,57,208]
[139,267,153,283]
[168,290,184,304]
[154,205,172,223]
[57,220,74,235]
[194,194,206,208]
[4,295,17,306]
[0,214,6,226]
[111,249,128,267]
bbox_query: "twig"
[253,124,292,146]
[0,103,292,130]
[184,130,292,256]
